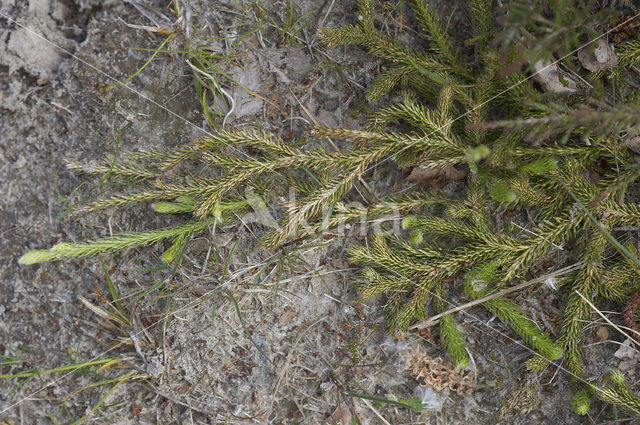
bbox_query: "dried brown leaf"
[403,346,474,395]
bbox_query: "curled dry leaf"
[577,38,619,72]
[403,346,474,395]
[531,60,578,94]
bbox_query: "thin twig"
[409,263,582,330]
[359,398,392,425]
[575,290,640,349]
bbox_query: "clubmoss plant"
[19,0,640,416]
